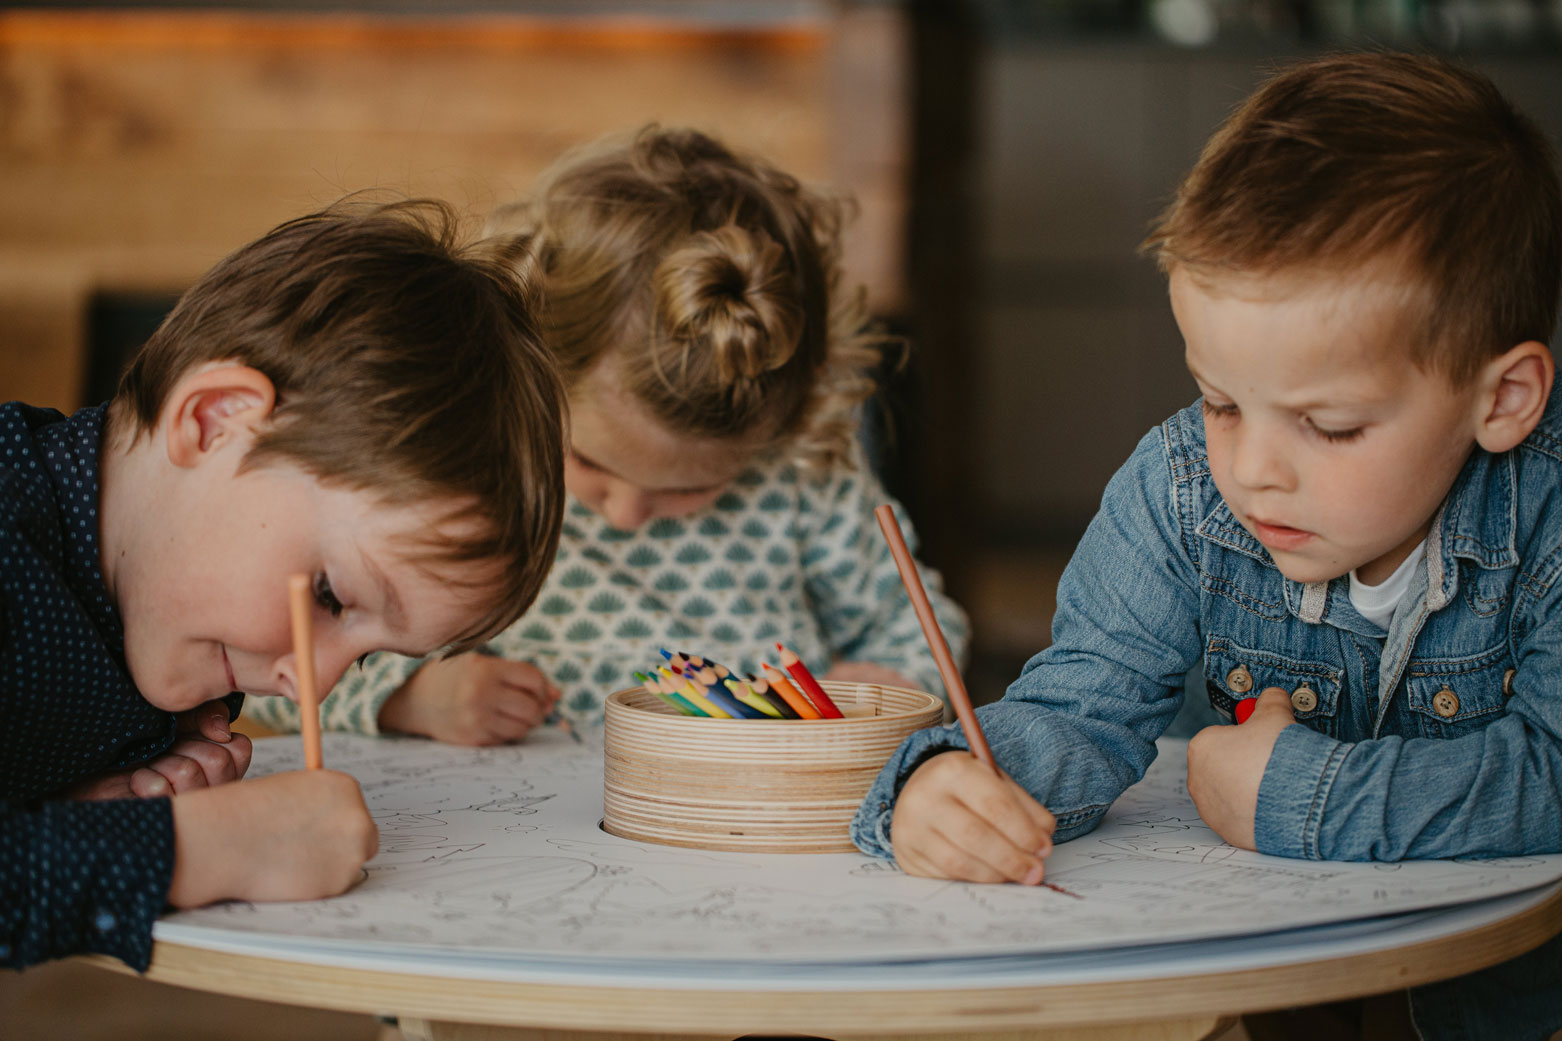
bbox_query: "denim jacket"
[852,390,1562,1041]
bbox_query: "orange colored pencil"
[873,504,996,773]
[776,643,843,718]
[760,662,821,720]
[287,573,323,770]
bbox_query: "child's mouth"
[221,646,237,693]
[1252,519,1314,550]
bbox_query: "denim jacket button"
[1290,685,1318,713]
[1503,668,1517,699]
[1433,686,1461,718]
[1227,665,1254,694]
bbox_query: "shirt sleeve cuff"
[1254,723,1350,860]
[850,724,968,858]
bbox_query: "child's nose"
[273,643,356,703]
[1230,426,1291,490]
[602,487,654,531]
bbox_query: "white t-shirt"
[1349,540,1428,631]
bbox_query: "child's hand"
[823,662,919,689]
[377,654,561,746]
[1186,686,1295,849]
[167,769,377,907]
[67,699,253,801]
[890,750,1055,884]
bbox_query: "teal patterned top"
[243,450,967,734]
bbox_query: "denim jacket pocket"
[1205,636,1344,737]
[1404,644,1511,738]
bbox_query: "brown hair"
[110,198,566,650]
[487,125,892,471]
[1145,51,1562,381]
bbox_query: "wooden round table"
[96,880,1562,1041]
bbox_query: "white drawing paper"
[158,732,1562,971]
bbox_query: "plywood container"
[603,682,942,853]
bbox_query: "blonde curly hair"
[487,125,892,472]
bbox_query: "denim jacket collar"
[1192,445,1516,630]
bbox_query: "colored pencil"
[776,643,843,718]
[635,671,699,716]
[287,573,323,770]
[696,677,767,719]
[724,677,784,718]
[760,662,821,719]
[874,503,996,773]
[658,666,730,718]
[746,673,800,719]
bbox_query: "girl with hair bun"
[246,125,968,742]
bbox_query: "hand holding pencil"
[873,505,1062,890]
[158,575,381,909]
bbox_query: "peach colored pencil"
[873,504,996,773]
[287,573,323,770]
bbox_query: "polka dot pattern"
[2,402,177,972]
[247,447,969,736]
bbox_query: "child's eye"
[313,572,345,618]
[569,450,601,473]
[1200,399,1239,421]
[1307,421,1364,444]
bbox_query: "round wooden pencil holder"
[602,681,944,854]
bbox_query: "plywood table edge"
[80,882,1562,1036]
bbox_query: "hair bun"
[654,224,803,384]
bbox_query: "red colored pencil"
[775,643,843,718]
[760,662,822,720]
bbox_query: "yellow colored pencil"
[658,666,730,718]
[724,677,784,718]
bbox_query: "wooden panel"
[0,9,907,411]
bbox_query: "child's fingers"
[495,659,556,697]
[129,767,172,798]
[896,832,1022,884]
[930,801,1051,883]
[149,733,254,793]
[1001,775,1057,855]
[950,765,1054,860]
[176,698,233,741]
[492,691,549,728]
[478,706,540,744]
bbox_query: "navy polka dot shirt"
[3,402,185,971]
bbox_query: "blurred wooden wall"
[0,7,907,411]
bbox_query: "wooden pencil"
[776,644,843,718]
[872,503,997,774]
[286,573,323,770]
[760,662,821,720]
[658,667,730,718]
[724,677,784,718]
[746,672,801,719]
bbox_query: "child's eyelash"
[313,572,344,618]
[1200,399,1238,419]
[1308,422,1364,444]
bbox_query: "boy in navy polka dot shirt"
[1,200,566,970]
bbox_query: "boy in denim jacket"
[853,52,1562,1039]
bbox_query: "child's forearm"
[1257,718,1562,860]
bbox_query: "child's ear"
[163,364,278,468]
[1474,341,1554,455]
